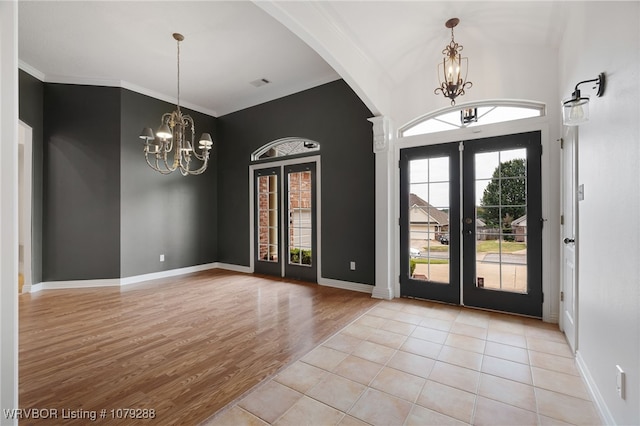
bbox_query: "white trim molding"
[120,263,218,286]
[369,116,396,300]
[17,62,219,118]
[31,263,220,291]
[576,351,611,425]
[1,2,20,420]
[214,263,252,274]
[28,264,377,297]
[318,277,373,294]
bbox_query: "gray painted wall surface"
[18,70,43,284]
[21,77,371,286]
[218,80,375,285]
[43,84,121,280]
[119,89,218,277]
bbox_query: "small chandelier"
[562,73,606,126]
[139,33,213,176]
[434,18,472,105]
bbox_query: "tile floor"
[203,299,602,426]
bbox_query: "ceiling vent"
[250,78,271,88]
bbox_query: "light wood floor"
[19,270,379,425]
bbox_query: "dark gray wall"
[21,76,371,285]
[218,80,375,285]
[119,89,218,277]
[18,70,44,284]
[43,84,121,281]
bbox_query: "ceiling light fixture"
[562,73,606,126]
[139,33,213,176]
[434,18,472,105]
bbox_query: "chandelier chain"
[176,37,181,111]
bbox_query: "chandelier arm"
[191,149,208,162]
[185,157,209,175]
[179,150,191,173]
[183,114,195,151]
[144,151,173,175]
[182,113,209,162]
[155,152,173,174]
[161,142,179,172]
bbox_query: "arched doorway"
[250,138,321,283]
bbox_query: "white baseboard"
[26,265,372,297]
[213,262,252,274]
[371,285,394,300]
[318,277,373,294]
[25,283,41,293]
[120,263,217,286]
[36,278,121,291]
[576,350,612,425]
[29,263,220,291]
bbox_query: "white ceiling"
[18,1,567,118]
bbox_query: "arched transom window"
[400,100,545,137]
[251,137,320,161]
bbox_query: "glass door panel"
[462,132,542,317]
[285,163,317,282]
[474,148,528,293]
[400,143,460,304]
[255,167,281,276]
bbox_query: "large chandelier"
[138,33,213,176]
[434,18,472,105]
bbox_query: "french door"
[400,131,543,317]
[254,162,317,282]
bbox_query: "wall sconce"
[562,73,606,126]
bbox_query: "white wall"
[559,2,640,424]
[0,1,20,424]
[391,43,562,131]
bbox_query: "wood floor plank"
[19,270,378,425]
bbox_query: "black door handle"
[563,237,575,244]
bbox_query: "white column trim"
[0,1,20,422]
[369,116,395,300]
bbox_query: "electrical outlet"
[350,261,356,271]
[160,254,165,262]
[616,365,625,399]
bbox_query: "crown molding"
[17,61,219,118]
[18,60,45,81]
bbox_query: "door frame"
[560,126,579,351]
[19,121,33,293]
[249,155,321,282]
[395,118,555,321]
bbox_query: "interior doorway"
[251,157,319,283]
[560,126,578,352]
[19,121,33,293]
